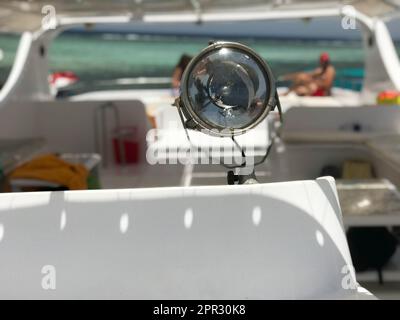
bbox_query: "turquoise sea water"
[0,34,19,83]
[1,32,399,94]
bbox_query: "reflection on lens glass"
[186,47,270,130]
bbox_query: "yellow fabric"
[342,160,374,179]
[9,154,89,190]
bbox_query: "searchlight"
[175,41,281,137]
[174,41,282,184]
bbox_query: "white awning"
[0,0,399,33]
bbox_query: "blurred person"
[172,54,193,91]
[281,52,335,97]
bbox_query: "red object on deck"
[112,127,140,164]
[49,71,78,85]
[378,90,399,99]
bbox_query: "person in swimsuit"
[281,52,336,97]
[172,54,193,90]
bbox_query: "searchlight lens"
[178,42,278,136]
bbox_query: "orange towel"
[9,154,89,190]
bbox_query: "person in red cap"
[281,52,336,97]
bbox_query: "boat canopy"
[0,0,399,33]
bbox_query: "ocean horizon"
[1,31,399,94]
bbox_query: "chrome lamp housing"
[176,41,280,137]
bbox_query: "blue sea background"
[0,18,399,94]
